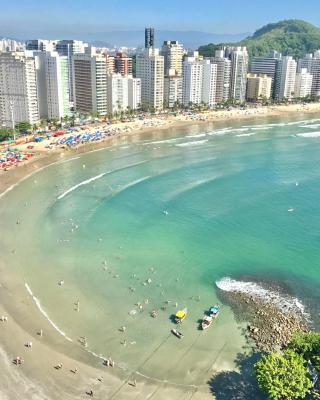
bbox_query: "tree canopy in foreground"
[255,349,312,400]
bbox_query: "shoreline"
[0,103,320,399]
[1,101,320,195]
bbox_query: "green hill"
[198,20,320,60]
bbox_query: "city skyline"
[1,0,320,43]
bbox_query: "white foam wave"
[216,277,308,316]
[236,132,257,137]
[57,172,106,200]
[296,131,320,138]
[186,133,207,138]
[59,156,81,164]
[176,139,208,147]
[299,124,320,129]
[208,128,249,136]
[250,127,272,131]
[25,283,73,342]
[115,176,151,194]
[142,138,180,145]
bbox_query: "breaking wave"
[176,139,208,147]
[216,277,308,317]
[296,131,320,138]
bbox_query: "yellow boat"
[175,308,187,324]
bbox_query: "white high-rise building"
[164,69,182,108]
[56,40,89,103]
[136,48,164,110]
[107,74,141,114]
[72,49,107,115]
[26,39,57,52]
[107,74,128,114]
[294,68,313,98]
[201,60,217,107]
[161,40,184,77]
[35,52,70,120]
[0,39,24,53]
[298,51,320,97]
[0,51,39,127]
[182,55,217,107]
[182,55,203,106]
[274,56,297,100]
[128,76,141,110]
[209,50,231,103]
[227,47,248,102]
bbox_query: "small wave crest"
[296,131,320,138]
[236,132,257,137]
[58,172,106,200]
[25,283,73,342]
[216,277,308,317]
[176,139,208,147]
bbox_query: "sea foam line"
[236,132,257,137]
[216,277,308,317]
[57,172,106,200]
[25,283,73,342]
[176,139,208,147]
[296,131,320,138]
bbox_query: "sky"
[1,0,320,40]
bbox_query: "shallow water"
[1,114,320,386]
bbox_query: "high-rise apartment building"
[0,51,39,127]
[145,28,155,49]
[182,54,217,107]
[164,69,183,108]
[114,52,132,76]
[246,74,272,101]
[209,50,231,103]
[128,76,141,110]
[250,51,282,96]
[182,55,203,106]
[56,40,88,103]
[35,51,70,120]
[226,47,248,102]
[107,74,141,114]
[201,61,218,107]
[294,68,313,98]
[26,39,58,52]
[274,56,297,100]
[72,50,107,115]
[298,51,320,97]
[105,54,115,75]
[136,48,164,110]
[161,41,184,77]
[0,39,24,53]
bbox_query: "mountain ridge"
[198,19,320,59]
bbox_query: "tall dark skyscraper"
[145,27,155,49]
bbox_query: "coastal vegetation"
[199,20,320,59]
[254,332,320,400]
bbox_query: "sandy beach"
[1,102,320,399]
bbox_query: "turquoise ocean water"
[1,114,320,386]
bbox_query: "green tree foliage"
[255,350,312,400]
[0,128,14,141]
[199,20,320,60]
[288,332,320,372]
[15,121,32,133]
